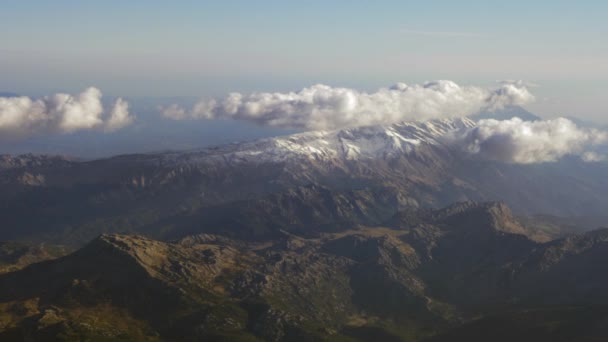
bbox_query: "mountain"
[1,202,607,341]
[158,117,475,164]
[0,241,69,274]
[470,105,542,121]
[1,118,607,245]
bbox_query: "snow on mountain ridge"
[161,117,476,165]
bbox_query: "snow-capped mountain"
[470,105,542,122]
[2,116,608,245]
[159,117,476,165]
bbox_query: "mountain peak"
[470,105,542,122]
[162,117,476,165]
[388,201,532,239]
[436,201,529,236]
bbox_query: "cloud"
[162,81,534,130]
[0,87,134,140]
[451,117,608,164]
[581,151,606,162]
[104,98,134,132]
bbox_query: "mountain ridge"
[1,118,608,245]
[1,202,608,340]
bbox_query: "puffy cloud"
[0,87,134,140]
[451,117,608,164]
[161,80,534,130]
[104,98,134,132]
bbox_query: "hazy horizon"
[2,1,608,157]
[2,1,607,118]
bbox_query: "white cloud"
[104,98,134,132]
[161,104,188,120]
[581,151,606,162]
[0,87,134,140]
[161,81,534,130]
[451,117,608,164]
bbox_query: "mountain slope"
[470,105,542,121]
[1,118,607,245]
[1,202,608,341]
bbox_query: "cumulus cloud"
[0,87,134,140]
[104,98,134,132]
[451,117,608,164]
[161,80,534,130]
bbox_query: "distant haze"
[1,1,607,156]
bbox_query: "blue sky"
[1,1,607,120]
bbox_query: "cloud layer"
[452,117,608,163]
[162,80,534,130]
[0,87,134,140]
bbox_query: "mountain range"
[1,202,607,341]
[1,111,608,340]
[1,115,607,245]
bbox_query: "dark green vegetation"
[0,202,607,341]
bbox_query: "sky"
[0,1,607,157]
